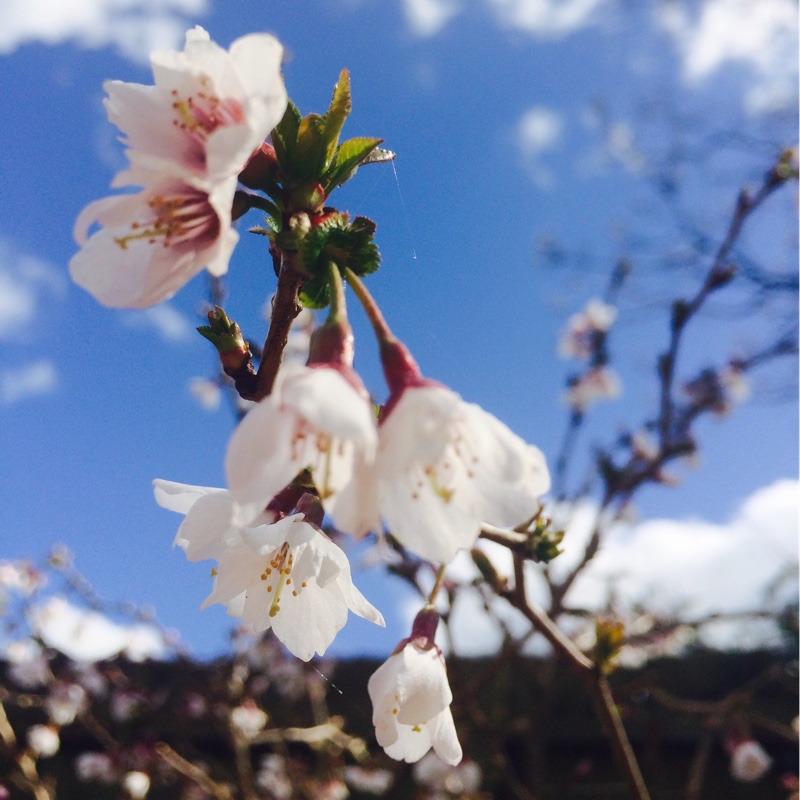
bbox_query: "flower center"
[258,541,309,617]
[114,188,219,251]
[170,82,246,169]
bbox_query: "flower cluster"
[70,27,287,308]
[72,27,552,768]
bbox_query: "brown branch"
[155,742,234,800]
[502,553,652,800]
[253,249,306,401]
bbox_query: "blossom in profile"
[225,365,378,533]
[368,608,461,765]
[730,739,772,782]
[154,480,384,661]
[559,299,617,360]
[70,174,238,308]
[377,383,550,564]
[105,26,287,184]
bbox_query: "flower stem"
[343,268,395,344]
[327,262,346,323]
[427,564,448,606]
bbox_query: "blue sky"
[0,0,797,659]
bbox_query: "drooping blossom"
[225,365,378,533]
[558,299,617,359]
[377,383,550,564]
[344,271,550,564]
[104,26,287,185]
[730,739,772,782]
[70,174,238,308]
[154,480,384,661]
[368,607,461,765]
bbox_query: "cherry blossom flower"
[154,480,384,661]
[230,700,268,739]
[413,751,482,797]
[225,365,378,533]
[70,173,238,308]
[730,739,772,782]
[377,384,550,564]
[368,628,461,766]
[105,26,287,185]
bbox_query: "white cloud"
[30,596,166,662]
[403,0,463,36]
[516,106,564,189]
[0,241,66,340]
[0,361,58,405]
[659,0,798,113]
[0,0,209,63]
[123,303,194,343]
[487,0,610,37]
[437,480,798,656]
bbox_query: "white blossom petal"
[368,640,461,765]
[378,385,550,563]
[226,366,378,530]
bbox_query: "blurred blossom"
[122,771,151,799]
[255,754,292,799]
[4,639,50,688]
[316,779,348,800]
[27,725,60,758]
[72,663,108,696]
[76,752,117,783]
[414,751,482,796]
[630,430,659,461]
[342,765,394,794]
[564,366,621,411]
[730,740,772,782]
[0,560,44,595]
[558,299,617,359]
[183,692,208,718]
[230,700,268,739]
[45,681,88,725]
[111,689,145,722]
[188,377,222,411]
[719,361,750,404]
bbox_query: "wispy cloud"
[403,0,463,37]
[487,0,610,37]
[403,0,610,37]
[516,106,564,189]
[0,0,209,63]
[0,360,58,405]
[122,303,195,343]
[0,239,66,340]
[425,479,798,656]
[659,0,798,113]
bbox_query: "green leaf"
[272,101,302,174]
[320,69,352,169]
[294,113,328,182]
[324,137,383,193]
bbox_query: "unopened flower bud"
[239,142,279,190]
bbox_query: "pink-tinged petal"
[71,175,236,309]
[228,32,286,99]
